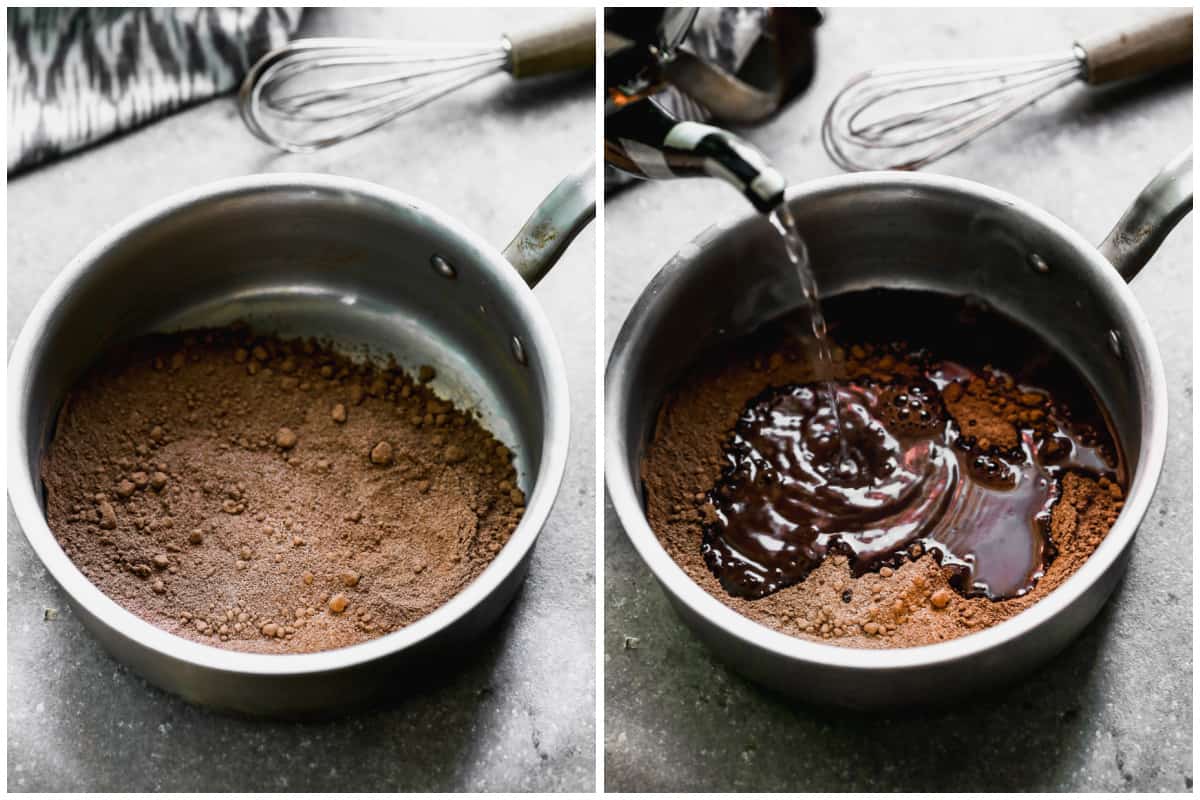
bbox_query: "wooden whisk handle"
[1078,10,1192,85]
[505,11,596,79]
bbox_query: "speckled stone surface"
[8,8,595,793]
[604,8,1191,793]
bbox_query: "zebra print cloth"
[7,7,302,174]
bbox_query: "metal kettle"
[603,7,820,210]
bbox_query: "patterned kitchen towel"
[8,7,303,174]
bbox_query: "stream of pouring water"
[766,203,852,475]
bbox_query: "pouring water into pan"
[603,7,1193,707]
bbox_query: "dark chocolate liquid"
[701,290,1124,602]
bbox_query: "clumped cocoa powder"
[642,292,1125,649]
[42,327,525,653]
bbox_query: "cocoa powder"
[642,291,1125,648]
[41,326,525,653]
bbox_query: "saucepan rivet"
[1108,330,1123,358]
[430,254,457,279]
[1028,253,1050,273]
[510,336,527,366]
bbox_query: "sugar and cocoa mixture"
[42,326,525,654]
[642,290,1125,649]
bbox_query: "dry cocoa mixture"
[642,290,1125,649]
[42,326,525,653]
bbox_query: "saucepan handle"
[502,159,596,288]
[1098,149,1193,282]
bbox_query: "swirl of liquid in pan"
[701,293,1123,602]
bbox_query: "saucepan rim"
[605,169,1167,672]
[8,172,571,676]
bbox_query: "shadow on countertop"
[604,494,1193,793]
[7,544,576,793]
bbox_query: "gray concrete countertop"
[8,8,594,793]
[604,8,1191,793]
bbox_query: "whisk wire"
[823,51,1086,171]
[330,67,493,125]
[273,68,498,152]
[265,53,506,116]
[845,62,1082,147]
[263,57,506,121]
[240,38,511,152]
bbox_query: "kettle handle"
[604,96,786,212]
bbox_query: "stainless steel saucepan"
[9,161,594,716]
[606,151,1190,709]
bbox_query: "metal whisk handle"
[1078,10,1192,84]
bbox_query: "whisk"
[240,12,594,152]
[822,11,1191,172]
